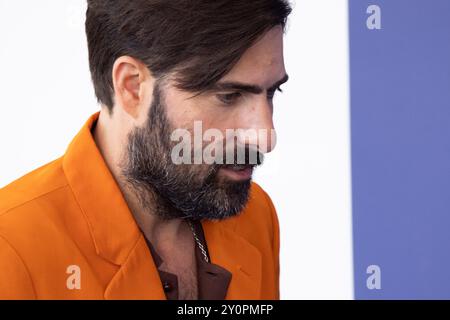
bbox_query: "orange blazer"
[0,112,280,300]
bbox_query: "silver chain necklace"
[187,220,209,263]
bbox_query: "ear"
[111,56,153,119]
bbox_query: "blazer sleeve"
[0,234,36,299]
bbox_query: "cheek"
[192,102,242,131]
[167,104,228,131]
[164,90,241,132]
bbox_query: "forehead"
[220,26,286,86]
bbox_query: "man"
[0,0,291,299]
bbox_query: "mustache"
[215,145,265,167]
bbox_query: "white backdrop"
[0,0,353,299]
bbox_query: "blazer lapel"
[202,220,262,300]
[105,221,263,300]
[104,235,166,300]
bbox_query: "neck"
[92,109,187,245]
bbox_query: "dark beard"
[120,84,258,221]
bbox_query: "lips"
[223,164,255,171]
[218,164,255,181]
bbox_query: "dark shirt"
[144,220,232,300]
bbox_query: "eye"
[216,92,242,105]
[267,86,283,100]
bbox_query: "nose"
[235,97,277,154]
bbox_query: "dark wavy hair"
[86,0,292,111]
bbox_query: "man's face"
[121,26,287,221]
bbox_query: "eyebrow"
[209,74,289,94]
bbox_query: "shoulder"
[0,157,71,255]
[0,158,71,299]
[0,157,68,216]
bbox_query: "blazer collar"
[63,112,262,299]
[62,112,141,266]
[202,219,262,299]
[103,222,262,300]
